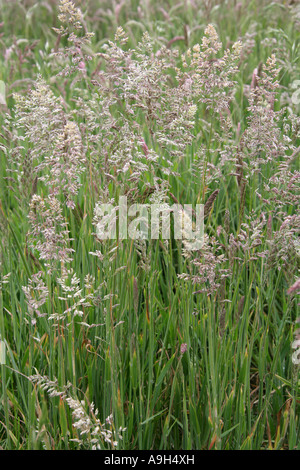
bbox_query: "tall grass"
[0,0,299,450]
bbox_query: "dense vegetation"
[0,0,299,450]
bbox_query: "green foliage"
[0,0,299,450]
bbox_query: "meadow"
[0,0,299,450]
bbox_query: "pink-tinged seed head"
[180,343,188,354]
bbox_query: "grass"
[0,0,299,450]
